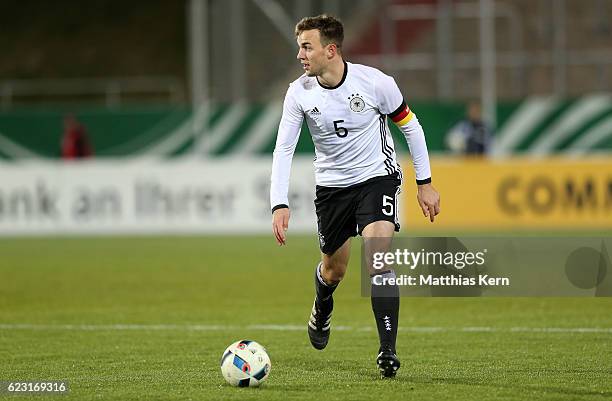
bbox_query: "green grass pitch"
[1,235,611,400]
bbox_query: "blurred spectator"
[445,101,492,156]
[61,115,93,159]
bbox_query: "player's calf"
[308,262,338,350]
[370,270,400,376]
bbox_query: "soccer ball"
[220,340,271,387]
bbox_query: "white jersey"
[270,61,431,209]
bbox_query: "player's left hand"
[417,183,440,223]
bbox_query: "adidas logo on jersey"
[310,107,321,116]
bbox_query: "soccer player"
[270,15,440,378]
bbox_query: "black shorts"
[314,173,401,255]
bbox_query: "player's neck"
[317,58,345,88]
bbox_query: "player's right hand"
[272,208,290,246]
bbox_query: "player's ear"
[327,43,337,59]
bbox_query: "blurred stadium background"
[1,1,611,400]
[0,0,610,235]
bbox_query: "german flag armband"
[388,101,414,126]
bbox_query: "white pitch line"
[0,324,611,334]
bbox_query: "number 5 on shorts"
[382,195,394,216]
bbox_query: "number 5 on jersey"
[333,120,348,138]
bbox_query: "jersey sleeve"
[270,83,304,211]
[375,73,432,184]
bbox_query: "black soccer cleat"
[377,346,401,378]
[307,298,332,350]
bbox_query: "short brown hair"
[295,14,344,49]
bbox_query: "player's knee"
[321,260,347,284]
[328,269,345,284]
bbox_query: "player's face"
[296,29,329,77]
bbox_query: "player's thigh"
[320,237,351,282]
[361,220,395,238]
[361,221,395,276]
